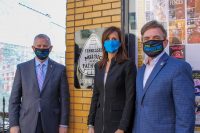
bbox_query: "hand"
[115,129,124,133]
[10,126,20,133]
[88,127,94,133]
[59,127,67,133]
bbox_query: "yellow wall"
[66,0,121,132]
[135,0,145,67]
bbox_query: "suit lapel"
[107,61,115,77]
[41,59,55,94]
[99,65,106,88]
[137,64,146,103]
[105,59,116,88]
[29,59,40,94]
[138,64,146,90]
[141,53,169,104]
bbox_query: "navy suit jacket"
[133,53,195,133]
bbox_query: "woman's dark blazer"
[88,59,137,133]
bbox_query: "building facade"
[66,0,200,132]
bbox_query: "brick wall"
[66,0,121,132]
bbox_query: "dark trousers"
[35,113,44,133]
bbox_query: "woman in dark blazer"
[88,26,137,133]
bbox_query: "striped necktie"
[37,64,45,91]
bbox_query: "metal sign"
[78,33,102,76]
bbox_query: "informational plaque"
[74,28,105,89]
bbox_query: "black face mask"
[143,40,164,57]
[34,48,50,60]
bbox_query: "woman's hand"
[115,129,124,133]
[88,127,95,133]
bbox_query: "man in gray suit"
[133,20,195,133]
[9,34,70,133]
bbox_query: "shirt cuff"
[59,125,68,128]
[88,125,94,128]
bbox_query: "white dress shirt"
[143,52,165,88]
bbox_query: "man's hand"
[88,127,94,133]
[10,126,20,133]
[59,127,67,133]
[115,129,124,133]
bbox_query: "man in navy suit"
[133,20,195,133]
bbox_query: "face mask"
[34,48,50,60]
[143,40,164,57]
[104,40,121,53]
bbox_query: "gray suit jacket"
[9,58,70,133]
[133,53,195,133]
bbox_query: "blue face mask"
[34,48,50,60]
[104,40,121,53]
[143,40,164,57]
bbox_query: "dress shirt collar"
[143,51,165,66]
[35,58,49,67]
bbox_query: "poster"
[145,11,154,22]
[187,0,200,19]
[169,20,185,45]
[193,71,200,126]
[187,0,200,44]
[187,19,200,44]
[153,0,167,22]
[145,0,167,22]
[169,45,185,60]
[169,0,185,20]
[74,28,104,89]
